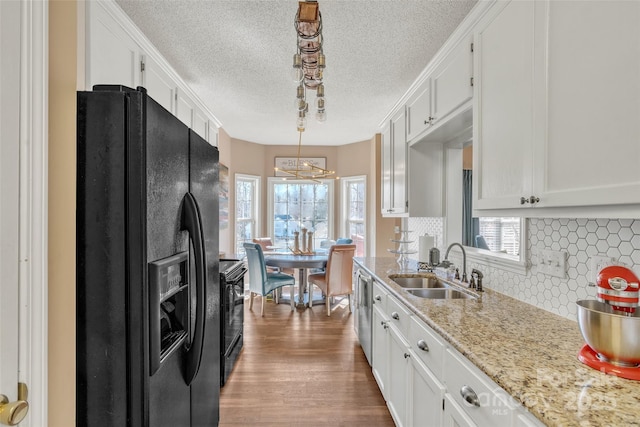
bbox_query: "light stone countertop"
[354,257,640,427]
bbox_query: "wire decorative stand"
[388,230,416,271]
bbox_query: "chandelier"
[292,0,326,130]
[274,131,336,182]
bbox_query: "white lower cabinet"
[444,394,477,427]
[409,352,446,427]
[370,288,545,427]
[443,348,519,426]
[373,294,446,427]
[387,323,410,426]
[372,304,389,398]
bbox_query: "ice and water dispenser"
[148,251,190,374]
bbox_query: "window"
[342,176,366,256]
[235,174,260,254]
[477,217,520,256]
[268,178,334,251]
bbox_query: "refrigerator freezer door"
[188,129,220,426]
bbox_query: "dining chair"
[243,242,296,316]
[307,244,356,316]
[253,237,294,275]
[252,237,273,251]
[335,237,353,245]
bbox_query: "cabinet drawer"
[444,348,518,426]
[408,315,445,381]
[387,294,412,336]
[372,280,388,312]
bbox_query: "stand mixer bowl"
[577,300,640,366]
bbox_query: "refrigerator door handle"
[181,192,206,385]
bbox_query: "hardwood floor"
[219,296,394,427]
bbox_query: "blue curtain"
[462,170,479,247]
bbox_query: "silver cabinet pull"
[520,195,540,205]
[391,312,400,320]
[375,295,381,301]
[460,385,480,407]
[417,339,429,352]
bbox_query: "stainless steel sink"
[389,276,450,289]
[406,288,476,300]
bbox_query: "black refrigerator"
[76,85,220,427]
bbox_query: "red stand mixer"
[577,266,640,380]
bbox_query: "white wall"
[408,217,640,321]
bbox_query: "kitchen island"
[355,257,640,427]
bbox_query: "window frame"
[341,175,367,256]
[267,177,335,247]
[234,173,261,254]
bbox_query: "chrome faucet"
[443,243,468,283]
[471,268,484,292]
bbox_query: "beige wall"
[222,136,396,257]
[463,144,473,170]
[49,2,77,426]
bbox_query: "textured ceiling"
[115,0,477,146]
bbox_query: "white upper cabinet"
[192,108,209,141]
[406,82,432,142]
[473,0,640,213]
[176,88,210,141]
[381,124,393,214]
[86,3,141,89]
[406,35,474,145]
[381,109,408,216]
[472,0,535,210]
[391,109,408,214]
[142,54,175,114]
[85,1,220,145]
[176,88,194,130]
[533,0,640,208]
[431,35,473,127]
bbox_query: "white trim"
[463,219,528,275]
[341,175,367,255]
[377,0,495,128]
[87,0,222,128]
[234,173,261,254]
[19,1,48,425]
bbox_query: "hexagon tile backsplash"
[407,217,640,321]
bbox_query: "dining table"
[263,253,328,308]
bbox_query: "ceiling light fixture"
[274,130,336,182]
[292,0,326,129]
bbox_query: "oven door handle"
[182,192,206,386]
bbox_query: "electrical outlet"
[394,225,400,234]
[589,255,615,284]
[538,249,567,278]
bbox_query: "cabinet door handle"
[404,353,410,359]
[460,385,480,407]
[417,339,429,352]
[391,312,400,320]
[520,195,540,205]
[375,295,381,301]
